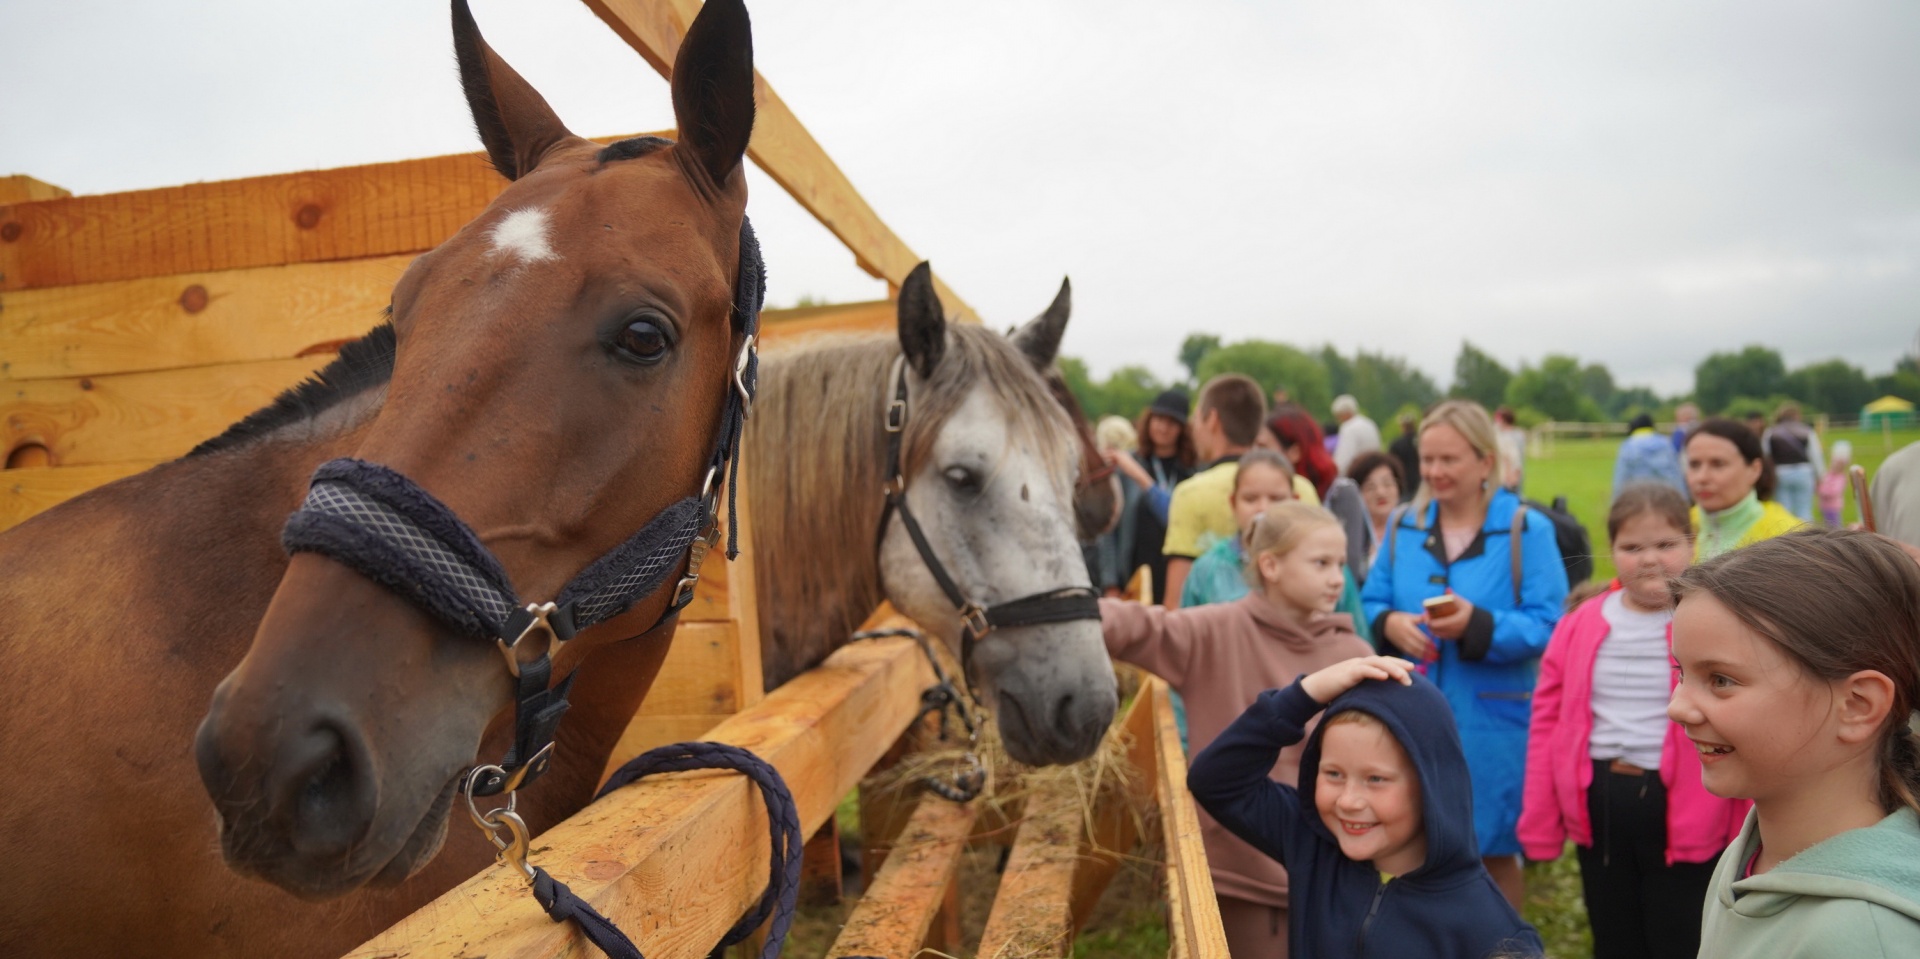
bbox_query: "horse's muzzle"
[194,687,385,892]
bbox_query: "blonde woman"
[1360,399,1570,909]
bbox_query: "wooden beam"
[0,258,889,383]
[759,299,894,350]
[0,460,151,532]
[1,356,327,467]
[1147,677,1230,958]
[826,793,979,959]
[0,134,668,292]
[347,634,935,959]
[0,175,70,204]
[976,775,1084,959]
[0,256,405,381]
[576,0,978,324]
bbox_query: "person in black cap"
[1106,389,1197,603]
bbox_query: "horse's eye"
[615,317,670,363]
[943,466,980,493]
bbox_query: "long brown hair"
[1671,529,1920,814]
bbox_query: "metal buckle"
[959,603,990,642]
[731,333,757,419]
[671,523,720,608]
[885,398,907,433]
[496,602,561,679]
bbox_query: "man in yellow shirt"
[1161,374,1267,607]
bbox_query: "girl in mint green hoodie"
[1669,529,1920,959]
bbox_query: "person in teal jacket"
[1362,400,1568,908]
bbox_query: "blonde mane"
[747,324,1078,687]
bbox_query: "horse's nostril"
[285,722,376,858]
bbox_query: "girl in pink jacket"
[1518,484,1749,959]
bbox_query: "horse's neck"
[747,339,893,689]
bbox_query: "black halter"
[280,219,765,798]
[875,355,1101,691]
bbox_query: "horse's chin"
[366,774,459,888]
[223,773,460,901]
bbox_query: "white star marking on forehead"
[487,208,559,264]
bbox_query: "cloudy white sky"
[4,0,1916,397]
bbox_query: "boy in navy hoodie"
[1189,655,1543,959]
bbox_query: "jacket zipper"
[1353,880,1389,954]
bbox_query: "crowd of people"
[1078,378,1920,958]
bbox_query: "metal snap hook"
[463,764,536,883]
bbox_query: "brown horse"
[0,1,758,955]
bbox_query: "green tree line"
[1060,336,1919,427]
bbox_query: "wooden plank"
[0,255,406,380]
[0,134,667,292]
[826,793,979,959]
[977,776,1084,959]
[0,176,70,204]
[603,715,727,779]
[759,299,894,350]
[347,634,936,959]
[0,262,888,382]
[1147,677,1229,959]
[576,0,978,324]
[633,621,744,716]
[0,460,151,532]
[1,356,327,466]
[1067,689,1151,934]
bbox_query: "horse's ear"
[671,0,755,189]
[898,262,947,379]
[1011,276,1072,369]
[452,0,576,181]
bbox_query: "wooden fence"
[0,1,1228,953]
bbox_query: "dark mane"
[598,136,673,164]
[188,323,397,457]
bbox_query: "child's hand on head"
[1303,655,1415,704]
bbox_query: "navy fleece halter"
[280,219,764,796]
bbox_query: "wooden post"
[799,817,844,907]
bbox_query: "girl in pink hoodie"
[1101,501,1373,959]
[1518,483,1749,959]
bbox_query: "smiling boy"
[1190,656,1543,958]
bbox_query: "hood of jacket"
[1236,593,1356,654]
[1727,807,1920,922]
[1298,671,1483,887]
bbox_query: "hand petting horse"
[0,1,758,955]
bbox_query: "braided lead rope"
[850,627,986,803]
[524,742,801,959]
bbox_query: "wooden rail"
[346,634,934,959]
[1147,678,1229,958]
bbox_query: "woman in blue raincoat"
[1362,399,1568,909]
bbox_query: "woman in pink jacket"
[1519,484,1749,959]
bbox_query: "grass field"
[1523,427,1919,583]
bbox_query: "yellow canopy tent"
[1862,395,1915,430]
